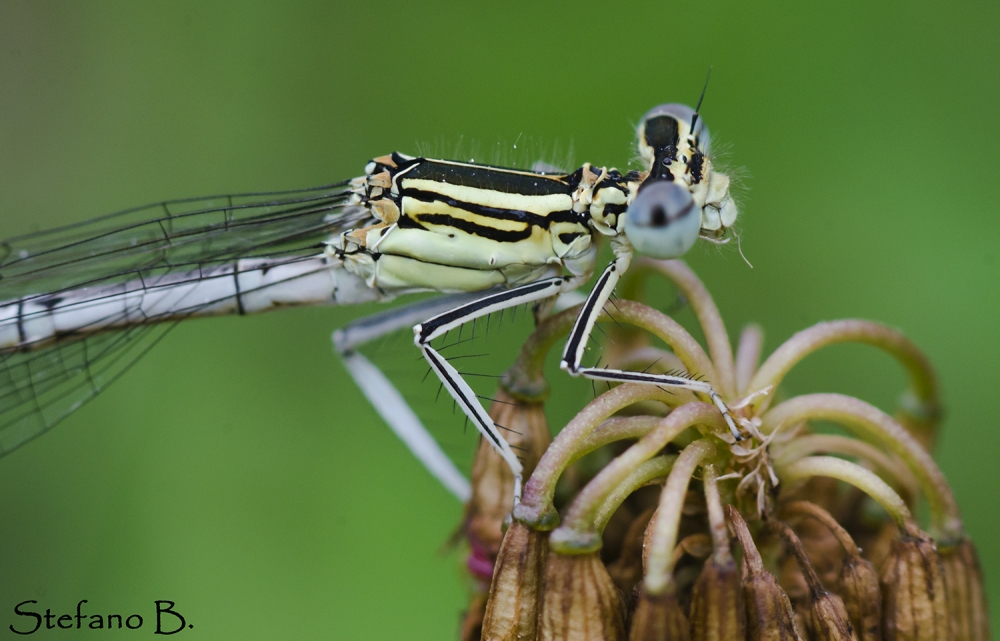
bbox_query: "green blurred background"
[1,1,998,638]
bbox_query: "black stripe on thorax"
[595,177,629,197]
[396,158,576,196]
[398,212,530,243]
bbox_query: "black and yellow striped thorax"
[338,153,641,292]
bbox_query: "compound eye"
[624,181,701,259]
[638,103,711,155]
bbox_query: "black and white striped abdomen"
[0,254,381,353]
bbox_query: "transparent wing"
[0,182,361,301]
[0,181,375,456]
[0,322,177,455]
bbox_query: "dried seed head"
[629,588,690,641]
[538,552,626,641]
[728,507,805,641]
[467,266,983,641]
[466,391,550,579]
[879,526,949,641]
[940,538,991,641]
[481,521,548,641]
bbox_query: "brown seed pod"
[538,552,626,641]
[939,538,991,641]
[481,521,549,641]
[629,588,690,641]
[728,507,805,641]
[838,555,882,641]
[879,525,948,641]
[690,558,745,641]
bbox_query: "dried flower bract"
[461,260,988,641]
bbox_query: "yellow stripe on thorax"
[399,178,573,217]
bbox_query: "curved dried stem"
[762,393,962,541]
[735,324,764,396]
[514,383,677,529]
[726,505,764,574]
[549,403,725,551]
[592,455,676,534]
[771,433,920,499]
[644,439,717,594]
[777,455,913,530]
[748,320,941,431]
[576,415,661,459]
[702,464,731,562]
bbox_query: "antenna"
[690,66,713,134]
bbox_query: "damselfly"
[0,103,738,500]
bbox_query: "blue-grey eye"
[639,103,711,154]
[624,181,701,259]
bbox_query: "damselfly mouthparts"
[0,103,739,500]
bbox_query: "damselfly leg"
[559,245,743,441]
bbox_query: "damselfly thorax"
[333,125,735,296]
[0,103,740,501]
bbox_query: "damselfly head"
[629,102,737,250]
[636,103,710,168]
